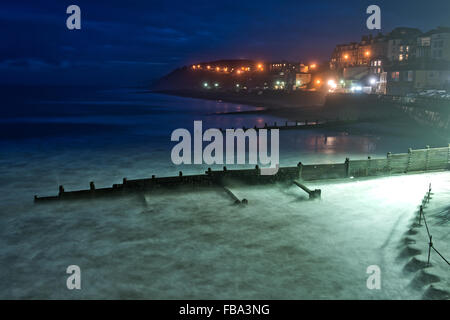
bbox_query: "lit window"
[392,72,400,81]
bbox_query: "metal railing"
[417,184,450,267]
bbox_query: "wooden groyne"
[34,145,450,203]
[218,117,386,133]
[293,180,321,200]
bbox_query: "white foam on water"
[1,90,448,299]
[2,167,449,299]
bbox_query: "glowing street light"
[365,50,371,57]
[316,79,321,85]
[310,63,317,69]
[369,78,376,85]
[214,83,219,87]
[344,54,349,60]
[327,79,337,88]
[203,82,208,87]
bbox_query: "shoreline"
[150,89,448,142]
[151,89,405,122]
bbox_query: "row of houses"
[189,59,321,91]
[330,27,450,95]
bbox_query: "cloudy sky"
[1,0,449,86]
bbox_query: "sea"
[0,85,447,299]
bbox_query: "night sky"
[1,0,449,86]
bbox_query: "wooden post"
[345,158,350,177]
[58,185,64,197]
[425,145,430,171]
[90,181,95,191]
[387,152,392,174]
[447,144,450,169]
[297,162,303,180]
[427,235,433,266]
[406,148,412,173]
[427,183,431,203]
[366,156,371,176]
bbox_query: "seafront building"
[330,27,450,95]
[182,26,450,95]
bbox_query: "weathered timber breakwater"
[217,117,387,132]
[34,145,450,203]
